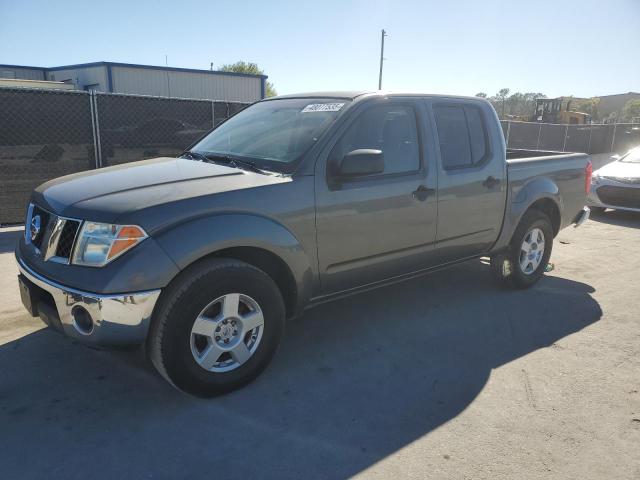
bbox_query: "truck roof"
[268,91,490,102]
[268,91,372,100]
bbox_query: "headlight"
[72,222,148,267]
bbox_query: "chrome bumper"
[588,178,640,213]
[574,206,590,227]
[17,257,161,347]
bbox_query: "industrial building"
[0,61,267,102]
[596,92,640,122]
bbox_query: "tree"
[621,99,640,122]
[485,90,545,119]
[475,92,487,98]
[506,92,524,116]
[496,88,510,118]
[503,92,546,117]
[218,61,277,97]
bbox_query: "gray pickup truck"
[16,91,591,396]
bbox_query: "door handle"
[412,185,434,201]
[483,176,501,189]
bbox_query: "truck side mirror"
[337,149,384,178]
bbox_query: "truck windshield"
[191,98,349,172]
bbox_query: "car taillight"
[585,161,592,194]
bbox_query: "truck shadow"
[0,261,601,479]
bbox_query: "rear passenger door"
[429,100,507,262]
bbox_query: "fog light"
[71,306,94,335]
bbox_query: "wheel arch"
[206,246,298,319]
[511,176,562,232]
[155,213,314,318]
[492,184,563,254]
[526,197,561,237]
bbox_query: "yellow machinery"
[532,98,591,124]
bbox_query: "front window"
[192,98,350,172]
[329,104,420,175]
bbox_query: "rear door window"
[434,104,489,170]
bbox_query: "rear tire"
[491,209,554,289]
[147,258,285,397]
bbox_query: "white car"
[589,147,640,213]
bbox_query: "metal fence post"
[505,121,511,148]
[211,100,216,128]
[610,123,618,153]
[587,124,593,154]
[536,123,542,150]
[89,91,100,169]
[562,124,569,152]
[93,92,103,167]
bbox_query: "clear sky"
[1,0,638,98]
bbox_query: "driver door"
[314,98,438,294]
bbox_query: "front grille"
[597,185,640,209]
[30,205,51,249]
[55,220,80,259]
[26,203,82,263]
[602,176,640,185]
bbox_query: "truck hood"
[33,157,289,225]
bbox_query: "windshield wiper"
[181,150,277,175]
[180,150,211,162]
[200,152,277,175]
[223,157,270,175]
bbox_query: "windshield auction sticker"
[301,103,345,113]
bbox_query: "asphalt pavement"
[0,210,638,479]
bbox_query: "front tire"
[491,209,554,289]
[147,258,285,397]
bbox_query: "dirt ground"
[0,210,639,479]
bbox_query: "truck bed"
[506,148,574,160]
[506,149,590,232]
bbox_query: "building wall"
[45,66,109,91]
[0,66,45,80]
[111,66,262,102]
[1,62,264,102]
[598,92,640,119]
[0,78,75,90]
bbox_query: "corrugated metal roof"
[0,61,267,80]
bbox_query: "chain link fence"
[501,120,640,155]
[2,87,639,225]
[97,94,214,167]
[0,87,250,224]
[0,88,96,224]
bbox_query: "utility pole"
[378,29,387,90]
[165,54,171,98]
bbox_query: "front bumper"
[588,178,640,212]
[17,257,161,347]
